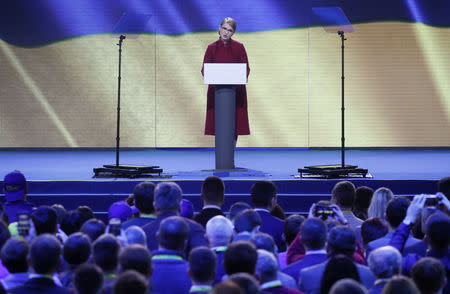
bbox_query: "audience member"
[228,272,260,294]
[180,198,195,219]
[282,218,328,283]
[229,202,252,222]
[367,246,402,294]
[353,186,374,221]
[211,280,245,294]
[380,275,420,294]
[76,206,95,226]
[80,218,105,242]
[251,181,286,251]
[234,209,262,235]
[92,234,121,293]
[0,220,11,280]
[122,181,156,230]
[329,278,367,294]
[366,197,420,256]
[108,201,134,223]
[298,226,375,294]
[3,171,35,224]
[331,181,363,231]
[124,225,147,246]
[9,234,70,294]
[188,246,217,294]
[0,238,29,291]
[320,255,361,294]
[224,241,258,276]
[194,176,226,227]
[279,214,305,269]
[438,177,450,200]
[205,215,234,284]
[113,270,148,294]
[367,188,394,220]
[411,257,447,294]
[73,264,103,294]
[60,232,92,288]
[271,203,286,220]
[51,204,66,225]
[152,216,192,294]
[255,249,303,293]
[118,244,152,278]
[31,205,58,235]
[142,182,207,255]
[60,210,82,236]
[360,218,388,249]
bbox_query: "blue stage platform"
[0,148,448,219]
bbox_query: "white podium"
[204,63,247,170]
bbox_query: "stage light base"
[298,164,368,179]
[93,164,164,178]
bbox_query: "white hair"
[125,225,147,246]
[368,246,402,278]
[255,249,278,283]
[205,215,233,246]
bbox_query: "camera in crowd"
[17,213,30,237]
[314,205,336,221]
[424,194,443,207]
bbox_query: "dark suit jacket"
[298,259,375,294]
[255,209,286,251]
[282,253,327,283]
[8,277,70,294]
[194,207,225,228]
[142,212,207,256]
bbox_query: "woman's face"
[219,23,235,42]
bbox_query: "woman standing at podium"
[202,17,251,142]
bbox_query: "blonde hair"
[220,17,237,32]
[368,187,394,219]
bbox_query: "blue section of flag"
[0,0,448,47]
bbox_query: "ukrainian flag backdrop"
[0,0,449,147]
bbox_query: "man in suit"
[251,181,285,251]
[121,181,156,230]
[367,246,402,294]
[366,197,420,257]
[194,176,226,227]
[298,226,375,294]
[188,247,217,294]
[142,182,207,256]
[330,181,363,231]
[9,234,70,294]
[282,218,328,283]
[152,216,192,294]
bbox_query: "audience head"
[251,181,277,209]
[80,218,106,242]
[124,225,147,246]
[421,206,440,235]
[201,176,225,206]
[32,205,58,235]
[229,202,252,221]
[224,241,258,275]
[154,182,182,213]
[234,209,261,234]
[270,203,285,220]
[367,246,402,279]
[3,170,27,202]
[385,196,410,228]
[327,225,356,257]
[92,234,121,273]
[29,233,61,274]
[0,220,11,250]
[425,212,450,250]
[113,270,148,294]
[320,255,361,294]
[51,204,67,224]
[1,237,29,273]
[133,181,156,214]
[381,275,420,294]
[329,279,367,294]
[205,215,234,246]
[180,199,194,219]
[210,281,245,294]
[411,257,447,294]
[331,181,356,210]
[251,232,277,255]
[255,249,278,283]
[368,187,394,219]
[354,186,374,219]
[73,264,104,294]
[63,232,91,266]
[119,244,152,277]
[60,209,82,236]
[438,176,450,200]
[360,217,388,246]
[156,216,189,251]
[228,272,260,294]
[188,246,217,284]
[301,218,327,251]
[283,214,305,245]
[108,201,133,222]
[76,206,95,225]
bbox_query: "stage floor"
[0,148,448,181]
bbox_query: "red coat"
[202,38,250,135]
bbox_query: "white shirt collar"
[254,208,270,213]
[305,249,327,255]
[203,205,222,210]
